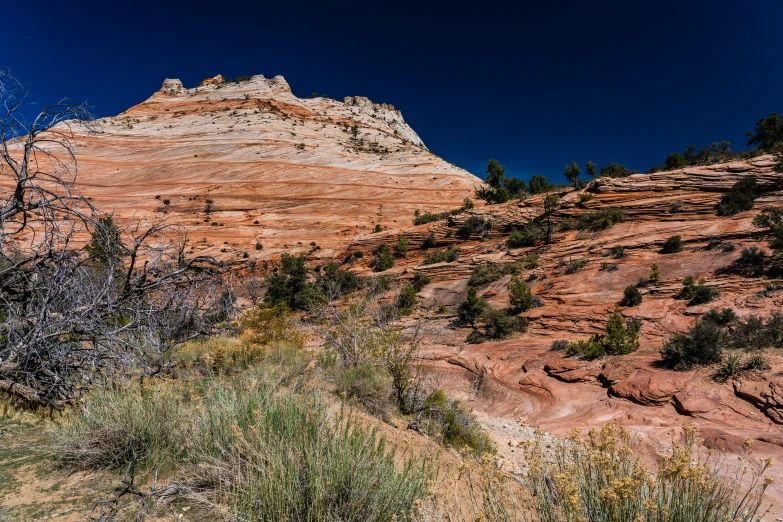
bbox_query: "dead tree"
[0,70,234,408]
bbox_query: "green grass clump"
[53,345,432,522]
[53,384,191,471]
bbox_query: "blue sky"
[3,0,782,183]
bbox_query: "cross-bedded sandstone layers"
[67,74,481,263]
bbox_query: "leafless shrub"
[0,70,234,408]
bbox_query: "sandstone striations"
[67,74,481,263]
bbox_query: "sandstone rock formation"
[339,155,783,500]
[64,74,481,264]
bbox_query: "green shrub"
[468,262,522,287]
[372,245,395,272]
[559,217,579,231]
[264,253,312,310]
[421,233,437,249]
[475,185,510,204]
[568,309,640,359]
[576,208,627,231]
[610,245,626,259]
[456,288,488,326]
[423,246,459,264]
[579,193,594,203]
[411,272,431,291]
[661,316,724,370]
[412,199,474,226]
[53,385,190,471]
[466,329,487,344]
[392,235,409,258]
[566,337,605,360]
[717,177,762,216]
[508,276,533,312]
[317,261,359,297]
[679,276,720,305]
[395,283,417,310]
[691,284,721,305]
[564,259,586,274]
[729,312,783,350]
[649,263,660,282]
[744,353,770,372]
[661,235,684,253]
[753,206,783,250]
[507,221,544,248]
[739,245,767,264]
[335,362,392,414]
[456,216,492,239]
[478,309,528,340]
[703,307,737,326]
[598,162,638,178]
[418,389,495,456]
[619,285,642,307]
[550,339,569,351]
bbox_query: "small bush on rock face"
[577,208,627,231]
[716,176,762,216]
[418,390,495,456]
[468,262,521,287]
[566,337,605,360]
[744,353,770,372]
[423,246,459,264]
[456,216,492,239]
[729,312,783,350]
[411,273,431,291]
[714,354,743,383]
[395,283,417,310]
[456,288,489,326]
[661,235,684,254]
[564,259,586,274]
[620,285,643,307]
[661,316,724,370]
[507,221,544,248]
[739,245,766,264]
[421,233,437,249]
[466,329,487,344]
[372,245,395,272]
[753,206,783,250]
[610,245,626,259]
[551,339,569,351]
[567,309,640,359]
[679,276,720,305]
[479,309,528,340]
[508,276,534,312]
[392,235,409,258]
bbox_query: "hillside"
[340,154,783,500]
[69,74,481,261]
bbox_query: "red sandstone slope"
[68,74,481,261]
[341,156,783,501]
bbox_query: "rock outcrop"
[61,73,481,264]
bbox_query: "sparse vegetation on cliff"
[567,309,640,359]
